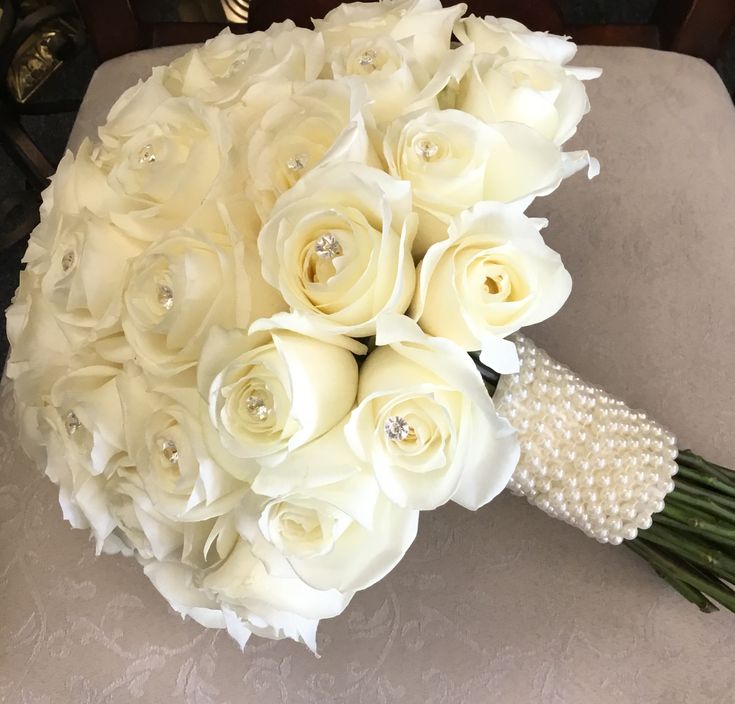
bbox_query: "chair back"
[74,0,735,64]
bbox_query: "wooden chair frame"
[75,0,735,65]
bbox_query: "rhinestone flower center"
[161,439,179,464]
[246,394,271,421]
[64,410,81,436]
[414,139,439,161]
[314,233,343,259]
[358,48,377,68]
[287,153,308,172]
[384,415,411,441]
[138,144,157,164]
[157,284,174,311]
[61,250,75,273]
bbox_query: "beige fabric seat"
[2,45,735,703]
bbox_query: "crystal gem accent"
[246,394,271,421]
[358,49,377,67]
[161,439,179,464]
[61,251,75,272]
[414,139,439,161]
[494,333,678,546]
[157,284,174,311]
[384,416,410,441]
[286,153,308,171]
[138,144,157,164]
[64,411,81,436]
[314,233,343,259]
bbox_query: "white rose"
[101,471,186,560]
[144,532,352,651]
[316,0,466,74]
[85,78,234,239]
[197,314,362,466]
[121,226,285,378]
[6,270,76,381]
[24,208,144,343]
[384,108,598,256]
[15,364,129,549]
[240,426,419,593]
[245,78,377,220]
[117,370,248,522]
[457,53,601,145]
[345,315,519,510]
[455,15,578,65]
[258,162,417,336]
[327,35,473,125]
[157,23,325,107]
[410,201,571,366]
[23,149,111,230]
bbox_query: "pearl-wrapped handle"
[493,334,678,545]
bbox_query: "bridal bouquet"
[7,0,735,652]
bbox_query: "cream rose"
[117,370,248,522]
[24,208,144,344]
[6,270,76,381]
[410,201,571,366]
[345,315,519,510]
[327,35,473,125]
[197,315,362,467]
[101,471,187,560]
[144,530,353,651]
[316,0,466,75]
[157,23,325,107]
[15,363,134,553]
[239,426,420,593]
[85,79,233,239]
[245,78,376,220]
[384,108,598,255]
[258,162,417,336]
[457,53,601,145]
[455,15,578,65]
[121,226,284,378]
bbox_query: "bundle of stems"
[472,352,735,614]
[628,451,735,614]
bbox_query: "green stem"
[677,450,735,492]
[638,522,735,580]
[665,490,735,526]
[630,450,735,615]
[674,478,735,512]
[626,540,718,612]
[674,465,735,499]
[655,511,735,551]
[631,535,735,611]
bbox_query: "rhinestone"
[286,153,308,171]
[61,251,75,272]
[245,394,271,421]
[358,49,376,67]
[138,144,156,164]
[64,410,81,436]
[414,139,439,161]
[314,233,343,259]
[161,439,179,464]
[384,415,410,441]
[157,284,174,311]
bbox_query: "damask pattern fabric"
[2,45,735,703]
